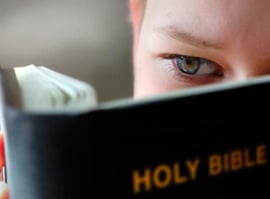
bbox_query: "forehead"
[145,0,270,26]
[144,0,270,50]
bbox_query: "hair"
[130,0,146,64]
[130,0,146,31]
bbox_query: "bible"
[0,64,269,199]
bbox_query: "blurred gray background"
[0,0,133,102]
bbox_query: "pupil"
[177,56,201,75]
[186,58,192,65]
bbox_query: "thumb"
[0,134,8,199]
[0,182,8,199]
[0,133,5,169]
[0,133,5,182]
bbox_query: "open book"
[0,65,269,199]
[0,64,97,113]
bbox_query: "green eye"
[174,55,220,76]
[176,56,201,75]
[164,54,224,83]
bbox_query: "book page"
[2,65,98,113]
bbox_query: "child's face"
[133,0,270,98]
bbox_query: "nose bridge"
[224,17,270,81]
[231,60,270,81]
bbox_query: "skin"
[131,0,270,98]
[1,0,270,197]
[0,134,7,199]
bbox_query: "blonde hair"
[139,0,146,18]
[130,0,146,31]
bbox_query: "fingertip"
[0,133,4,169]
[0,182,8,199]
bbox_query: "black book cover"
[0,71,269,199]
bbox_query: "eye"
[176,56,200,75]
[162,54,224,84]
[174,55,220,76]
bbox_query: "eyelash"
[163,54,224,84]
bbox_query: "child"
[1,0,270,198]
[130,0,270,98]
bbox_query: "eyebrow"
[153,25,224,49]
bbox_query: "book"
[0,64,98,113]
[0,64,269,199]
